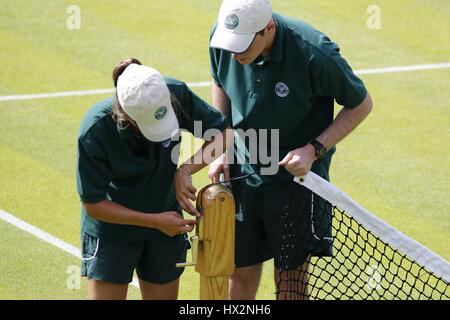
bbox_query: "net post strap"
[294,173,450,283]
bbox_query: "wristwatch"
[309,139,327,160]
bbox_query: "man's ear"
[266,19,276,32]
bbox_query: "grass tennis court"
[0,0,448,299]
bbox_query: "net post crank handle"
[176,235,199,268]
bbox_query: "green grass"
[0,0,448,299]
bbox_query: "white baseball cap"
[210,0,272,53]
[116,64,179,142]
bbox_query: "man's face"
[231,32,267,65]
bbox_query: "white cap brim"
[210,26,256,54]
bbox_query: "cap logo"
[154,106,168,120]
[225,14,239,30]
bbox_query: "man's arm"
[207,84,233,183]
[315,93,373,150]
[280,93,373,177]
[212,83,231,116]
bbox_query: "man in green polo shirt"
[77,58,230,299]
[208,0,373,299]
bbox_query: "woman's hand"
[208,153,230,183]
[153,211,196,237]
[174,165,201,217]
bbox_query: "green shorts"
[81,230,189,285]
[232,181,333,270]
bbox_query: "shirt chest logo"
[275,82,289,98]
[161,139,171,148]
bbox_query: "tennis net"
[276,172,449,300]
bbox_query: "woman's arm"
[83,200,195,237]
[174,127,234,216]
[181,127,233,175]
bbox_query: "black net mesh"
[276,184,450,300]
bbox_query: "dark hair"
[111,58,186,130]
[112,58,142,87]
[111,58,141,129]
[257,28,265,36]
[257,18,275,37]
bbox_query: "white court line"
[0,81,212,102]
[356,62,450,75]
[0,62,449,102]
[0,209,140,289]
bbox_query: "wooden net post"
[176,184,235,300]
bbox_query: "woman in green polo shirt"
[76,58,230,300]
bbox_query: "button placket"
[253,64,265,94]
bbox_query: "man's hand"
[208,153,230,183]
[153,211,196,237]
[174,166,201,217]
[279,145,317,177]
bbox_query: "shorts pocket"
[81,233,100,261]
[309,193,333,243]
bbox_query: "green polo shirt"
[77,77,228,241]
[210,13,367,186]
